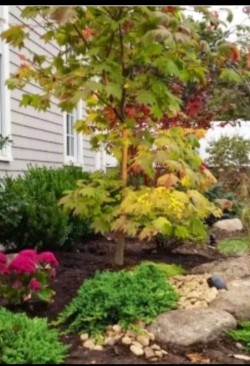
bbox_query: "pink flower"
[0,252,7,264]
[19,249,37,262]
[0,263,6,273]
[29,278,41,292]
[8,255,36,274]
[0,266,9,275]
[38,252,59,267]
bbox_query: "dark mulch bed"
[7,237,250,364]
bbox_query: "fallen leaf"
[233,354,250,361]
[186,353,210,364]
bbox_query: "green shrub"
[0,165,93,249]
[132,261,185,278]
[205,183,233,204]
[204,183,242,219]
[0,307,67,364]
[57,263,179,335]
[228,322,250,352]
[218,238,250,256]
[0,182,28,242]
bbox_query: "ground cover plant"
[131,261,185,277]
[57,263,179,336]
[218,238,250,256]
[0,307,68,364]
[228,322,250,353]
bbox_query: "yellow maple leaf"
[157,173,179,188]
[86,94,98,105]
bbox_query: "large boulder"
[191,256,250,282]
[213,218,243,232]
[209,278,250,321]
[147,308,236,347]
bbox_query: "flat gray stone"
[147,308,236,347]
[213,218,243,232]
[209,280,250,321]
[191,256,250,282]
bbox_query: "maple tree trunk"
[114,232,125,266]
[114,129,128,266]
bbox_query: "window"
[64,101,83,166]
[63,47,82,165]
[0,6,11,160]
[66,110,76,157]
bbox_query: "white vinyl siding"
[0,5,64,175]
[0,6,11,161]
[0,6,100,176]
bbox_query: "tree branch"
[119,24,126,121]
[92,91,123,121]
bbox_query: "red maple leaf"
[247,51,250,68]
[82,27,95,40]
[231,47,241,62]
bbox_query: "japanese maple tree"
[2,6,247,265]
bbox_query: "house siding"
[83,136,97,172]
[0,5,98,177]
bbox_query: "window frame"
[64,100,83,166]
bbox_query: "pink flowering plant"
[0,249,59,305]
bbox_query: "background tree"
[206,135,250,171]
[198,6,250,124]
[159,6,250,128]
[206,135,250,193]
